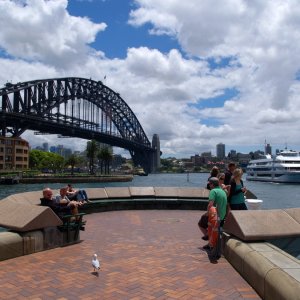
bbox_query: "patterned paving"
[0,210,261,299]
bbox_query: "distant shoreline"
[19,175,133,184]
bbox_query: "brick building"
[0,137,29,170]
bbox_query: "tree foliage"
[29,149,64,172]
[97,146,113,174]
[86,140,113,175]
[65,153,82,175]
[86,140,98,174]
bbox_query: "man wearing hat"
[203,177,227,258]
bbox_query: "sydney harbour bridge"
[0,77,159,173]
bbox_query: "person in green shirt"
[203,177,227,254]
[207,177,227,225]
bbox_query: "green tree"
[49,152,65,173]
[160,158,173,172]
[97,145,113,174]
[29,150,64,172]
[29,149,44,169]
[65,154,81,175]
[97,149,105,174]
[98,146,113,174]
[86,140,99,174]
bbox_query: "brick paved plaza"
[0,210,260,299]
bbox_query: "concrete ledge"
[0,200,62,232]
[0,227,80,261]
[0,187,210,231]
[21,230,44,252]
[0,187,209,204]
[223,237,255,274]
[154,187,179,198]
[224,209,300,240]
[85,188,108,199]
[104,187,131,198]
[129,187,155,197]
[177,187,209,199]
[265,268,300,300]
[0,187,210,262]
[224,236,300,300]
[81,198,208,214]
[0,232,24,260]
[243,250,276,297]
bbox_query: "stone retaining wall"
[223,233,300,300]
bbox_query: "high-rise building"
[57,145,64,156]
[216,143,225,159]
[152,134,161,172]
[229,149,237,158]
[42,142,49,152]
[265,143,272,155]
[50,146,56,153]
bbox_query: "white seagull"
[92,253,100,272]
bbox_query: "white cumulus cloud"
[1,0,300,157]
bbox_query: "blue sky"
[1,0,300,158]
[67,0,180,59]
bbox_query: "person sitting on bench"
[66,184,90,203]
[41,187,81,220]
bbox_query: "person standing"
[206,166,220,189]
[224,162,236,185]
[207,177,227,228]
[217,172,230,195]
[199,166,220,240]
[203,177,227,254]
[228,168,248,210]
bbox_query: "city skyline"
[31,139,294,160]
[1,1,300,158]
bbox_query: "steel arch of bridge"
[0,77,154,173]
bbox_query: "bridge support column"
[131,150,153,174]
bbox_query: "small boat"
[0,176,19,185]
[133,168,148,176]
[246,149,300,183]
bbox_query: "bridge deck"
[0,210,260,299]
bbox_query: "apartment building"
[0,137,29,170]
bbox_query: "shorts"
[198,213,208,229]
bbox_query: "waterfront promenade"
[0,210,260,299]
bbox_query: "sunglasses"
[220,177,225,180]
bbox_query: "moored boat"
[246,149,300,183]
[0,176,19,184]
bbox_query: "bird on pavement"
[92,253,100,272]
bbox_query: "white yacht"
[246,149,300,183]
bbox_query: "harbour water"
[0,172,299,210]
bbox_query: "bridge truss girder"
[0,77,154,173]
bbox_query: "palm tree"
[65,154,80,175]
[86,140,99,174]
[103,147,113,174]
[97,146,113,174]
[97,149,105,174]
